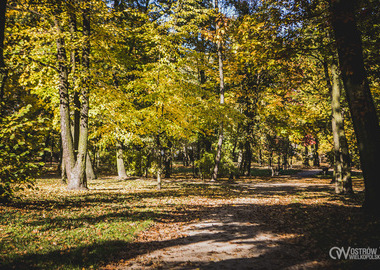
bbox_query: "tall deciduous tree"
[211,0,225,181]
[67,0,90,190]
[324,61,352,194]
[328,0,380,212]
[54,10,77,188]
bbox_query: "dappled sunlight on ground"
[1,170,378,269]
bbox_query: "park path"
[109,170,329,270]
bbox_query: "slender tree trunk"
[282,153,287,170]
[69,10,80,156]
[55,16,75,184]
[244,139,252,176]
[145,151,152,178]
[258,148,263,167]
[68,4,90,190]
[290,154,293,169]
[164,148,171,178]
[86,151,96,180]
[323,60,352,192]
[330,64,353,193]
[96,147,101,169]
[183,146,189,166]
[211,0,225,181]
[156,135,163,189]
[269,151,274,176]
[229,134,238,180]
[303,146,310,167]
[212,123,224,181]
[332,112,343,185]
[329,0,380,212]
[157,170,162,190]
[157,151,162,189]
[116,140,127,179]
[312,137,320,167]
[237,148,244,178]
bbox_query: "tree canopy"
[1,0,380,213]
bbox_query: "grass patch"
[0,177,157,269]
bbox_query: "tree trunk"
[258,148,263,167]
[55,16,76,185]
[303,146,310,167]
[312,137,320,167]
[244,139,252,176]
[164,148,171,178]
[229,134,239,180]
[86,151,96,180]
[116,140,127,179]
[211,0,225,181]
[157,149,162,189]
[157,170,162,190]
[69,7,80,156]
[156,135,163,189]
[237,148,243,178]
[330,63,353,193]
[68,4,90,190]
[60,144,67,184]
[269,151,274,176]
[212,123,224,181]
[332,111,343,186]
[145,151,152,178]
[329,0,380,212]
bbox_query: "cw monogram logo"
[329,247,351,260]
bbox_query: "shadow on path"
[2,175,378,270]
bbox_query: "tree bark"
[156,135,163,189]
[303,146,310,167]
[328,0,378,209]
[330,63,353,194]
[183,145,189,166]
[269,150,274,176]
[164,148,172,178]
[211,0,225,181]
[69,8,80,155]
[212,123,224,180]
[258,148,263,166]
[55,16,76,185]
[116,140,127,179]
[312,137,320,167]
[86,151,96,180]
[237,148,244,177]
[68,3,90,190]
[244,139,252,176]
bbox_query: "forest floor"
[104,169,380,270]
[1,167,380,269]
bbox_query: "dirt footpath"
[110,172,334,270]
[115,201,325,270]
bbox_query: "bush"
[0,105,44,201]
[195,152,214,179]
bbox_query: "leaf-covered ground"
[1,169,380,269]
